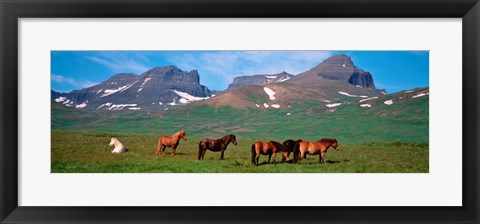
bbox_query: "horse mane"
[269,141,286,151]
[318,138,337,143]
[174,130,185,137]
[223,134,235,140]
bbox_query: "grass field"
[51,130,429,173]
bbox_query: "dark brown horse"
[294,138,339,164]
[198,134,237,160]
[156,130,187,156]
[282,139,303,162]
[251,141,289,166]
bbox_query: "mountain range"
[51,54,423,113]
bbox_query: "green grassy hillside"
[52,94,428,143]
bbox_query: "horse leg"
[271,152,277,164]
[171,147,176,156]
[267,154,271,164]
[255,155,260,166]
[157,145,166,155]
[156,141,162,155]
[161,145,166,155]
[282,152,290,163]
[299,151,305,162]
[220,150,225,160]
[251,145,257,165]
[320,152,326,164]
[202,150,206,160]
[198,143,203,160]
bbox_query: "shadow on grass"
[325,159,350,164]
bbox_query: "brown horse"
[156,130,187,156]
[198,134,237,160]
[251,141,289,166]
[282,139,303,162]
[294,138,339,164]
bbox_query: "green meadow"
[51,130,428,173]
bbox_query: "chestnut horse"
[294,138,339,164]
[156,130,187,156]
[198,134,237,160]
[251,141,289,166]
[282,139,302,162]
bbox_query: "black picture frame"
[1,0,479,223]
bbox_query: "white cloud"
[51,74,96,89]
[166,51,332,90]
[88,52,150,74]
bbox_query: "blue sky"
[51,51,428,93]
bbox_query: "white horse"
[109,137,128,154]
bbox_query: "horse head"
[230,134,237,145]
[109,138,116,146]
[332,139,339,151]
[179,130,187,140]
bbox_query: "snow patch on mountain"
[359,97,378,102]
[277,76,291,82]
[179,98,189,104]
[173,90,210,103]
[55,97,66,102]
[97,102,112,110]
[75,102,88,109]
[360,104,371,108]
[263,87,276,100]
[101,80,139,97]
[412,93,427,98]
[326,103,342,108]
[338,91,358,97]
[384,100,393,105]
[108,104,138,110]
[137,77,152,92]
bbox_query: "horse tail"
[198,140,204,160]
[251,144,256,164]
[156,138,162,155]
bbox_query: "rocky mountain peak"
[142,65,177,75]
[293,54,377,89]
[321,54,354,67]
[227,71,294,90]
[106,73,137,81]
[52,65,213,111]
[140,66,200,84]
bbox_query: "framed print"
[1,0,479,223]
